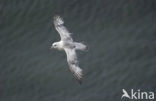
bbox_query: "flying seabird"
[51,15,88,84]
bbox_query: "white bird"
[51,15,88,84]
[121,89,130,99]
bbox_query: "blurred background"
[0,0,156,101]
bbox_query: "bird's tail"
[74,42,88,51]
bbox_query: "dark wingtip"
[79,80,82,85]
[74,76,83,85]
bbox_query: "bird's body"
[51,15,87,84]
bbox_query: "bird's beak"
[50,45,53,49]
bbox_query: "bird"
[51,15,88,84]
[121,89,130,99]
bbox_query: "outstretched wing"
[64,48,83,84]
[54,15,73,41]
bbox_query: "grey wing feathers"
[69,64,83,84]
[65,48,83,84]
[54,15,73,41]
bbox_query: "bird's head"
[51,42,59,49]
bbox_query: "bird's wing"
[54,15,73,41]
[64,48,83,84]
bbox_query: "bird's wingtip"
[53,15,64,25]
[71,67,83,84]
[78,78,83,85]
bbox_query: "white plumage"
[51,15,87,84]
